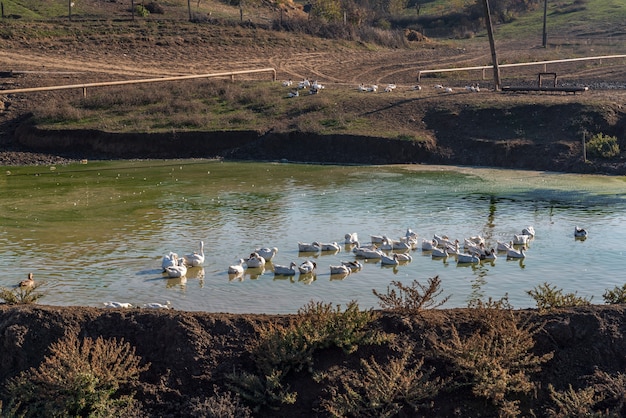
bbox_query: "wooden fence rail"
[417,55,626,81]
[0,68,277,97]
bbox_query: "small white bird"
[457,253,480,264]
[497,241,513,252]
[228,259,246,275]
[444,87,453,93]
[574,226,588,238]
[395,253,412,262]
[104,301,132,309]
[320,242,341,252]
[165,257,187,278]
[143,301,172,309]
[298,242,321,252]
[274,262,297,276]
[522,226,536,237]
[434,84,444,89]
[412,84,422,91]
[380,253,400,266]
[431,247,448,258]
[288,90,299,98]
[353,247,383,259]
[344,232,359,245]
[422,238,438,251]
[184,241,205,267]
[298,260,316,274]
[282,79,293,87]
[513,234,530,245]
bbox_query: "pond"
[1,160,625,313]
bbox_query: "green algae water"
[1,160,625,313]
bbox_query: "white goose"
[507,246,527,259]
[353,246,383,259]
[522,226,536,237]
[228,259,246,275]
[431,247,448,258]
[298,242,321,252]
[513,234,530,245]
[161,252,179,271]
[341,260,363,271]
[422,238,438,251]
[104,301,132,309]
[143,301,172,309]
[380,253,400,266]
[255,247,278,261]
[282,79,293,87]
[497,241,513,252]
[344,232,359,245]
[184,241,205,267]
[165,257,187,278]
[274,262,298,276]
[370,235,385,244]
[481,248,497,260]
[395,253,412,262]
[298,260,317,274]
[457,253,480,264]
[330,264,351,275]
[320,242,341,252]
[245,253,266,268]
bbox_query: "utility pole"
[542,0,548,47]
[482,0,501,91]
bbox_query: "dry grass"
[372,276,450,314]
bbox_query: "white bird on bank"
[184,241,205,267]
[274,262,297,276]
[412,84,422,91]
[287,90,299,98]
[143,301,172,310]
[104,301,133,309]
[228,259,246,275]
[282,79,293,87]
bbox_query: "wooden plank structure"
[501,72,589,94]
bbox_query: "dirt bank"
[2,304,626,417]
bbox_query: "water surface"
[1,161,625,313]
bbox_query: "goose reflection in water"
[298,272,316,285]
[245,266,266,280]
[166,276,187,289]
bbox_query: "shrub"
[603,284,626,304]
[5,333,150,417]
[587,133,620,159]
[0,282,46,305]
[227,300,387,411]
[546,384,603,418]
[527,282,592,311]
[372,276,450,314]
[188,386,252,417]
[432,296,553,413]
[135,5,150,17]
[321,343,446,417]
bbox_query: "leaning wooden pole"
[482,0,501,91]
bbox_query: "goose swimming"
[184,241,205,267]
[457,253,480,264]
[341,260,363,271]
[380,253,400,266]
[298,242,321,252]
[19,273,35,288]
[274,262,297,275]
[245,253,266,268]
[330,264,351,275]
[165,257,187,278]
[298,260,317,274]
[344,232,359,245]
[228,259,246,275]
[161,252,179,271]
[507,246,527,259]
[143,301,172,309]
[574,226,588,238]
[254,247,278,261]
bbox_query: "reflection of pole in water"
[467,264,489,304]
[481,195,497,244]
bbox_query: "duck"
[481,248,498,260]
[497,241,513,252]
[281,79,293,87]
[298,78,311,89]
[165,257,187,278]
[320,242,341,252]
[19,273,35,288]
[183,241,205,267]
[358,83,369,92]
[287,90,299,98]
[245,253,266,268]
[446,240,461,255]
[344,232,359,245]
[457,253,480,264]
[574,226,588,238]
[274,262,298,276]
[341,260,363,271]
[161,252,179,271]
[412,84,422,91]
[311,80,325,90]
[228,259,246,275]
[522,226,536,237]
[513,234,530,245]
[370,234,385,244]
[142,301,172,309]
[254,247,278,261]
[431,247,449,258]
[422,238,438,251]
[353,246,383,259]
[330,264,351,275]
[507,246,527,259]
[395,253,413,262]
[298,242,321,252]
[298,260,317,274]
[367,84,378,92]
[405,228,418,240]
[103,301,133,309]
[380,253,400,266]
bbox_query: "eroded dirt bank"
[2,304,626,417]
[9,100,626,174]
